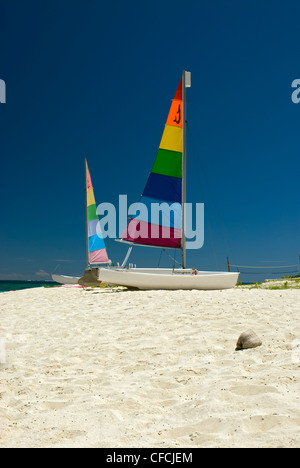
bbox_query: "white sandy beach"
[0,285,299,448]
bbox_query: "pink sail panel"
[89,248,109,265]
[86,166,93,192]
[122,218,182,249]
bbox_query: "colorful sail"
[85,160,110,264]
[122,78,183,248]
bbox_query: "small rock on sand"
[236,330,262,351]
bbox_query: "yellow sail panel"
[159,125,182,153]
[87,189,96,207]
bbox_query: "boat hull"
[51,274,80,285]
[98,268,239,290]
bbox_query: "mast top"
[184,71,191,88]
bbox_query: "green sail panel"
[151,149,182,179]
[87,203,98,222]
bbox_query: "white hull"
[98,268,239,290]
[52,274,80,285]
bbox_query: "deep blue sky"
[0,0,299,281]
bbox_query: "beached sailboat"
[97,71,239,290]
[51,274,80,285]
[52,160,111,286]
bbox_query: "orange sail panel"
[166,100,183,128]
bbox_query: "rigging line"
[53,264,61,273]
[121,245,133,268]
[162,248,182,267]
[157,249,163,268]
[173,249,177,271]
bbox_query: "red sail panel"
[122,219,182,249]
[174,78,182,100]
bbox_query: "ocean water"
[0,280,58,293]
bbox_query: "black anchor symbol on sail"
[173,104,181,125]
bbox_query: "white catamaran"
[96,71,239,290]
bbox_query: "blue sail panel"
[142,172,182,203]
[88,233,105,253]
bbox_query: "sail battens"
[121,76,184,250]
[85,160,110,265]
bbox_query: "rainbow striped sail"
[85,160,110,265]
[121,77,184,249]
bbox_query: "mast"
[84,159,90,269]
[182,71,187,269]
[182,70,191,269]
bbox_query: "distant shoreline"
[1,276,299,293]
[0,280,58,293]
[237,276,300,290]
